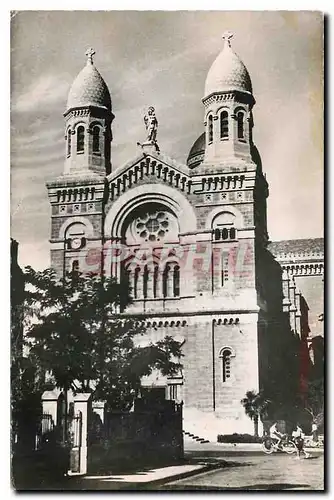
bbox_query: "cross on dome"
[222,31,234,47]
[85,47,96,64]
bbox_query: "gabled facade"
[46,36,323,439]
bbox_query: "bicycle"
[262,434,297,455]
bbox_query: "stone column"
[289,277,297,333]
[154,266,162,298]
[282,269,290,313]
[146,265,154,299]
[136,267,144,299]
[295,290,301,337]
[166,264,174,297]
[72,393,92,475]
[129,267,136,299]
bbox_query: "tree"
[304,378,324,428]
[24,266,183,413]
[240,390,271,437]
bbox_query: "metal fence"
[35,413,55,450]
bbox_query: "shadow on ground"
[158,483,312,491]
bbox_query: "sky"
[10,10,324,270]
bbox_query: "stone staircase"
[183,430,210,444]
[182,407,256,443]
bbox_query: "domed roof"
[204,32,252,97]
[66,48,111,111]
[187,132,205,168]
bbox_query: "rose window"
[135,211,169,242]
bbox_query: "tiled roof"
[204,38,252,97]
[268,238,324,260]
[66,59,111,111]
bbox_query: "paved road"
[158,451,324,491]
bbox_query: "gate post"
[41,390,62,426]
[72,393,92,475]
[92,400,106,424]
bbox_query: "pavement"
[13,439,324,491]
[160,449,324,491]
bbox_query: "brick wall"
[295,275,324,338]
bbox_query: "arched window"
[72,260,79,273]
[230,228,236,240]
[92,126,100,153]
[153,266,159,298]
[237,111,245,140]
[71,260,79,285]
[65,222,86,251]
[219,348,233,383]
[173,265,180,297]
[163,265,169,298]
[143,265,149,299]
[208,114,213,144]
[214,228,221,241]
[134,267,140,299]
[77,126,85,153]
[212,212,237,243]
[67,130,71,157]
[222,228,229,240]
[220,111,229,139]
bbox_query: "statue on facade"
[137,106,160,153]
[144,106,158,143]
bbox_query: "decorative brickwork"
[46,41,323,438]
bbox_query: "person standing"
[312,421,318,443]
[292,424,310,459]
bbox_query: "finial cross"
[85,47,96,64]
[222,31,234,47]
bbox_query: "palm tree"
[241,390,271,437]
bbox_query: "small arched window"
[214,228,221,241]
[220,348,233,383]
[71,260,79,285]
[230,228,236,240]
[143,266,149,299]
[237,111,245,140]
[163,265,169,298]
[208,114,213,144]
[92,126,100,153]
[72,260,79,273]
[67,130,71,157]
[220,111,229,139]
[77,126,85,153]
[222,228,229,240]
[153,266,159,298]
[134,267,140,299]
[173,265,180,297]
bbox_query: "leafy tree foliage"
[304,378,324,427]
[24,267,183,411]
[240,390,271,436]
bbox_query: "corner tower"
[47,49,112,277]
[64,48,114,176]
[202,32,255,166]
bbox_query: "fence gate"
[69,411,83,473]
[35,413,55,450]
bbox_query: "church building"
[46,34,324,439]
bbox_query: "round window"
[135,211,169,242]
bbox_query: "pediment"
[106,151,193,201]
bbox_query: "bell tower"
[202,32,255,166]
[63,48,114,177]
[47,49,113,277]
